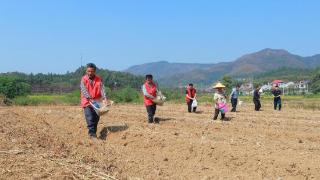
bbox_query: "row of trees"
[1,67,320,105]
[310,69,320,94]
[0,67,145,98]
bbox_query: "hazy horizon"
[1,47,320,74]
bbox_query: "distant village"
[199,79,311,95]
[239,80,310,95]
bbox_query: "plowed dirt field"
[1,102,319,179]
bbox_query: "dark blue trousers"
[84,106,100,136]
[231,98,238,112]
[146,105,156,123]
[274,97,282,110]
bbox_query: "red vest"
[81,75,103,108]
[186,88,196,102]
[143,81,157,106]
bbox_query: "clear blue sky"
[1,0,319,73]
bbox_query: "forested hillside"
[251,67,315,83]
[126,49,320,87]
[0,67,144,94]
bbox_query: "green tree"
[0,76,31,98]
[221,75,234,94]
[311,70,320,94]
[161,88,183,102]
[111,86,141,103]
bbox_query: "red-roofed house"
[272,80,284,87]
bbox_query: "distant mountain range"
[125,48,320,87]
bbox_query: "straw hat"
[213,82,226,89]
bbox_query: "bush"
[221,75,234,94]
[311,71,320,94]
[110,86,142,103]
[160,88,184,103]
[0,76,31,98]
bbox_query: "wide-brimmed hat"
[213,82,226,89]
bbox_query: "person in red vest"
[142,74,159,123]
[80,63,109,139]
[186,83,197,113]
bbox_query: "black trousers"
[84,106,100,136]
[231,98,238,112]
[274,97,282,110]
[187,100,197,113]
[213,108,225,120]
[146,104,157,123]
[253,99,261,111]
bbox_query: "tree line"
[0,67,145,99]
[1,66,320,104]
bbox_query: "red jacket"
[80,75,103,108]
[143,81,157,106]
[186,87,196,102]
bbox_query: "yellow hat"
[213,82,226,88]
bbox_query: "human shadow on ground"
[99,123,128,140]
[222,117,234,121]
[194,111,204,114]
[156,117,175,122]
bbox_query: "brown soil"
[1,103,320,179]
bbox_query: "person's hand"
[103,99,109,106]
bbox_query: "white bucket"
[89,100,113,116]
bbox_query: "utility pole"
[80,54,83,67]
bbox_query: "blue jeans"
[146,105,156,123]
[274,97,282,110]
[84,106,100,136]
[231,98,238,112]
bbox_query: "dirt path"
[0,103,320,179]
